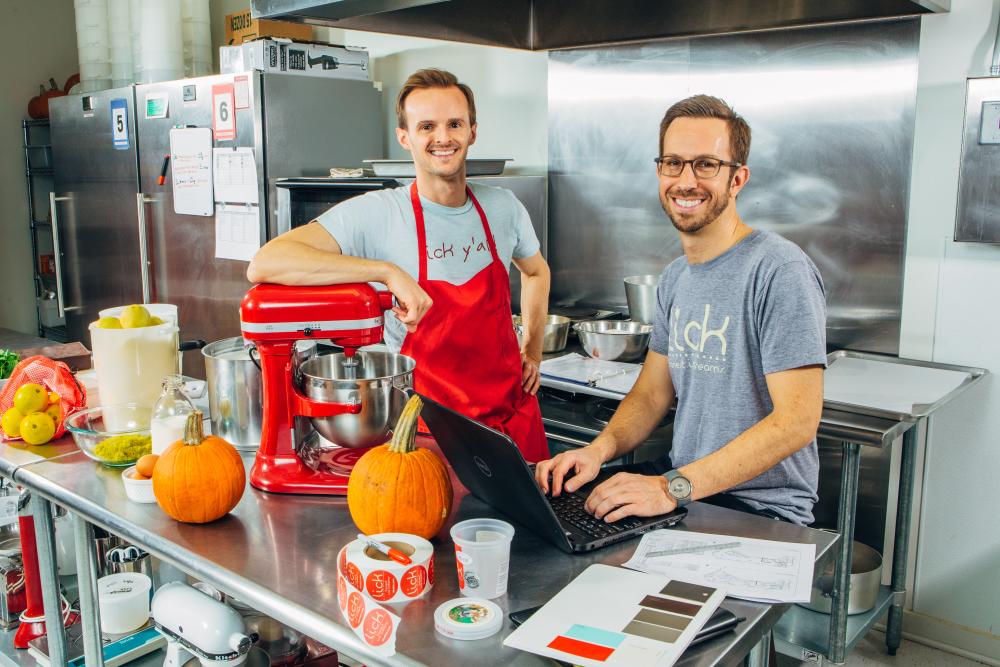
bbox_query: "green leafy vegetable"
[0,350,17,380]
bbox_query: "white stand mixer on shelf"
[151,582,254,666]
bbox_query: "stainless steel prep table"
[9,444,837,667]
[539,347,987,664]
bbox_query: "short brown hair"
[658,95,751,165]
[396,69,477,129]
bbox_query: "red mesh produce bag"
[0,356,87,442]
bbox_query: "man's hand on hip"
[585,472,676,523]
[521,352,541,395]
[384,267,433,332]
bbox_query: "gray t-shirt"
[316,184,540,350]
[650,229,827,524]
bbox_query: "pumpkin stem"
[388,395,422,454]
[182,410,205,446]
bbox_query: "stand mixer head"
[240,284,409,495]
[152,582,253,666]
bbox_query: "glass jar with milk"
[151,375,196,455]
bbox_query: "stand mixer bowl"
[298,350,415,448]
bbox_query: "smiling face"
[395,86,477,182]
[658,117,748,234]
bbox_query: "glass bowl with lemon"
[65,404,153,467]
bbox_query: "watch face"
[669,477,692,499]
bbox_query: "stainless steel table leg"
[30,493,67,666]
[886,425,918,656]
[744,630,772,667]
[828,441,861,664]
[74,513,105,666]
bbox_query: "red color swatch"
[548,635,615,661]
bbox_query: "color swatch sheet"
[504,564,725,667]
[622,530,815,603]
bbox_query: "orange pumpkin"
[152,411,245,524]
[348,395,453,539]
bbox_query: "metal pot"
[800,538,882,615]
[202,337,263,451]
[298,350,415,448]
[574,320,652,362]
[513,314,571,353]
[624,275,659,324]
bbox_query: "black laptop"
[419,394,687,554]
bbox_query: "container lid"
[434,598,503,641]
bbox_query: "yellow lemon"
[48,391,60,404]
[119,305,152,328]
[148,316,165,326]
[94,316,123,329]
[45,403,61,424]
[19,413,55,445]
[1,408,23,438]
[13,383,48,414]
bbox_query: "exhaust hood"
[251,0,948,50]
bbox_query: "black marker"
[157,154,170,185]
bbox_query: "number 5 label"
[212,83,237,141]
[110,98,129,150]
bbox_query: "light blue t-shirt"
[650,229,827,524]
[316,183,540,350]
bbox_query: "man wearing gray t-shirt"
[536,95,826,524]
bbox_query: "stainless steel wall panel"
[547,19,919,354]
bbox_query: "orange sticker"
[345,561,364,592]
[401,564,427,598]
[347,591,365,628]
[337,574,348,611]
[365,570,399,602]
[429,554,435,585]
[455,546,465,589]
[363,608,394,647]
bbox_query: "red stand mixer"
[241,283,414,495]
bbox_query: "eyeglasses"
[654,155,742,179]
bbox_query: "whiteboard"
[169,127,214,216]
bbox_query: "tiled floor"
[777,629,990,666]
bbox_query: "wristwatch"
[663,469,693,507]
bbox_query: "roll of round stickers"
[434,598,503,641]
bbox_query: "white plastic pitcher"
[89,322,179,427]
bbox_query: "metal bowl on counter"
[513,315,571,353]
[297,350,415,448]
[574,320,652,362]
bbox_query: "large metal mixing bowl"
[297,350,415,448]
[513,314,571,353]
[574,320,653,362]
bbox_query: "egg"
[135,454,159,478]
[129,471,150,481]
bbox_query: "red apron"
[400,183,549,463]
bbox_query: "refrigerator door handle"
[136,193,156,304]
[49,192,75,317]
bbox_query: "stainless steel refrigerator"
[49,73,384,374]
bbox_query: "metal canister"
[202,337,263,451]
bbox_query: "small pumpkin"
[152,411,245,524]
[27,79,65,120]
[348,395,453,539]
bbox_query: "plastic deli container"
[98,572,152,634]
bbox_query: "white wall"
[0,1,79,335]
[900,0,1000,661]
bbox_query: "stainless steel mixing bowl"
[297,350,415,448]
[574,320,653,362]
[513,314,571,353]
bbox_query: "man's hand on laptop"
[534,446,604,496]
[585,473,675,523]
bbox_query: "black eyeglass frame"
[653,155,743,179]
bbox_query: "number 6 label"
[212,83,236,141]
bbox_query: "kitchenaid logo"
[670,304,729,374]
[473,456,493,477]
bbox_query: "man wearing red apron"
[247,68,550,462]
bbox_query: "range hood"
[252,0,949,50]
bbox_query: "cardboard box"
[220,38,370,82]
[225,9,313,45]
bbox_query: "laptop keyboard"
[548,491,646,540]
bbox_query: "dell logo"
[473,456,492,477]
